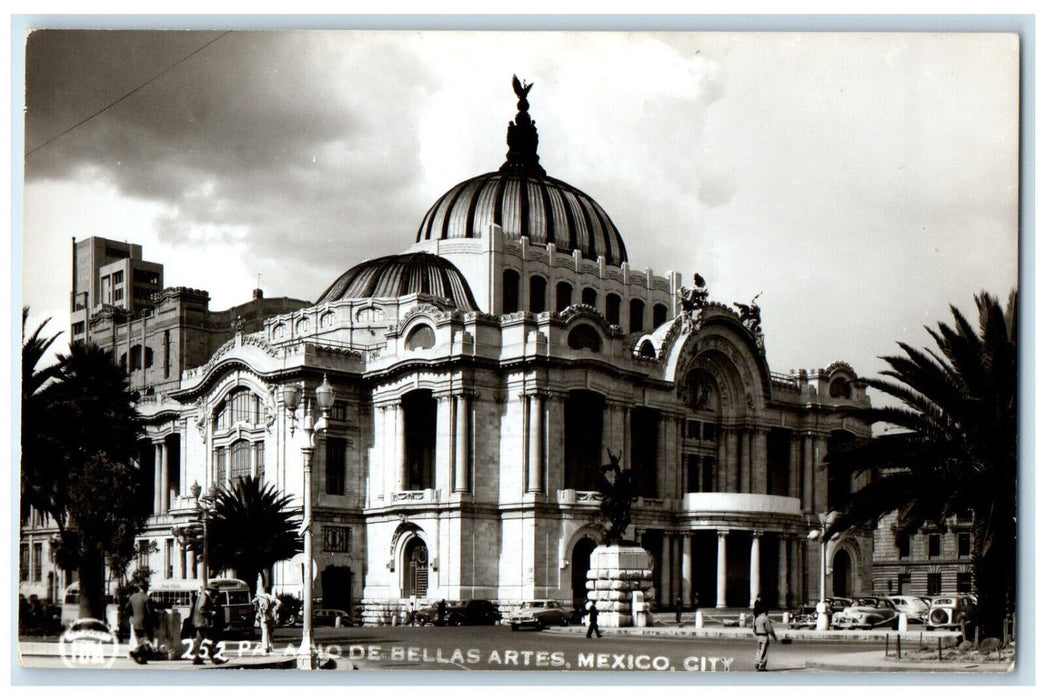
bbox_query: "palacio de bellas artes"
[24,74,874,623]
[19,30,1021,675]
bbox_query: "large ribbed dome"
[316,252,479,311]
[415,76,629,266]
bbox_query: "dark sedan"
[416,599,500,626]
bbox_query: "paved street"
[269,624,883,673]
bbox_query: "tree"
[204,475,302,593]
[21,313,149,619]
[824,291,1017,637]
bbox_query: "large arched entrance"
[571,538,598,610]
[321,566,353,612]
[402,537,429,598]
[832,549,853,597]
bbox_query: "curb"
[541,626,962,644]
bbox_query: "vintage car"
[415,599,500,626]
[925,595,977,631]
[313,608,353,627]
[887,595,930,623]
[788,603,819,629]
[506,600,573,630]
[831,597,900,630]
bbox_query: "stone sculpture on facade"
[594,449,636,545]
[733,293,763,334]
[677,272,709,333]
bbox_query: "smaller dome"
[317,252,479,311]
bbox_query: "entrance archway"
[402,537,429,598]
[832,549,853,597]
[571,538,598,610]
[321,566,353,613]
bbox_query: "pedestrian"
[437,599,447,626]
[674,595,682,624]
[408,602,416,626]
[752,598,777,671]
[191,586,225,665]
[252,585,280,653]
[585,600,602,638]
[126,582,155,664]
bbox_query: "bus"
[59,582,118,630]
[149,578,255,638]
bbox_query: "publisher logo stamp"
[58,619,120,669]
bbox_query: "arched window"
[581,287,598,307]
[503,270,520,314]
[405,324,436,350]
[653,303,668,328]
[556,281,573,312]
[567,324,602,352]
[829,377,853,399]
[404,391,437,490]
[629,299,646,333]
[214,388,263,431]
[529,276,547,313]
[636,339,656,358]
[605,293,621,326]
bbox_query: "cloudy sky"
[20,29,1019,381]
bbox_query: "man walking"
[752,598,777,671]
[252,585,280,653]
[585,600,602,639]
[126,582,154,664]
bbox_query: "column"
[453,394,470,493]
[394,402,406,491]
[716,433,728,492]
[435,395,454,494]
[777,536,789,608]
[789,436,802,500]
[621,406,632,469]
[681,533,692,605]
[716,530,728,608]
[160,441,170,512]
[526,394,544,493]
[813,435,828,513]
[750,531,762,607]
[802,433,814,511]
[725,429,739,492]
[181,544,190,580]
[660,533,672,606]
[751,428,768,495]
[739,429,751,493]
[153,443,163,513]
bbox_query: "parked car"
[788,603,818,629]
[825,597,855,615]
[926,595,977,631]
[506,600,573,630]
[313,608,353,627]
[415,599,500,626]
[887,595,930,623]
[831,597,900,630]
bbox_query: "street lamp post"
[282,375,335,671]
[807,511,838,632]
[189,481,219,587]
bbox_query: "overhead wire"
[25,30,232,158]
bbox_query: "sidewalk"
[804,650,1013,673]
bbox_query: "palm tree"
[824,290,1017,638]
[21,313,149,619]
[205,475,302,593]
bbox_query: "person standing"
[437,599,447,626]
[126,582,155,664]
[585,600,602,639]
[674,595,683,624]
[190,586,225,665]
[252,586,280,653]
[752,599,777,671]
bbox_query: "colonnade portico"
[646,525,805,610]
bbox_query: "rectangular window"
[957,572,973,593]
[686,454,702,492]
[213,448,226,486]
[112,270,124,284]
[958,533,971,557]
[897,572,911,595]
[72,322,85,336]
[230,441,251,484]
[687,421,701,440]
[254,442,265,483]
[322,526,351,553]
[928,534,941,558]
[897,535,910,558]
[32,543,42,582]
[702,422,718,442]
[326,437,346,495]
[330,401,348,422]
[137,542,149,571]
[20,544,29,582]
[702,456,716,492]
[926,572,942,596]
